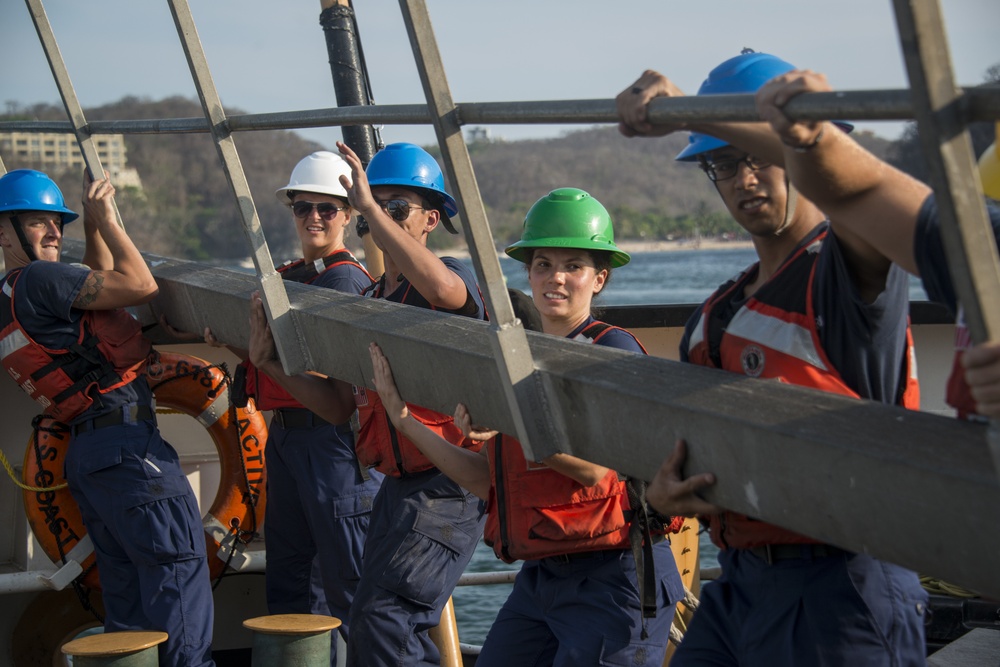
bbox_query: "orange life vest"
[0,267,152,422]
[686,231,920,549]
[353,385,484,477]
[483,321,680,562]
[242,250,372,411]
[484,433,632,563]
[353,267,488,477]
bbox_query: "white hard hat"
[275,151,351,204]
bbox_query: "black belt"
[272,408,342,431]
[545,548,628,565]
[747,543,845,565]
[71,405,155,437]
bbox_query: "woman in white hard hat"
[209,151,383,665]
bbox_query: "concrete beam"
[73,244,1000,599]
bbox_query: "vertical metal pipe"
[319,0,378,161]
[427,596,462,667]
[318,0,384,277]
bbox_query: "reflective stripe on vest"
[0,268,151,422]
[687,229,919,549]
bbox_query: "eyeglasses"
[376,199,427,222]
[701,154,772,182]
[291,201,347,221]
[11,212,63,232]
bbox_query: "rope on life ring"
[21,351,268,593]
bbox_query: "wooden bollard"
[61,631,167,667]
[242,614,341,667]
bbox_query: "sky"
[1,0,998,149]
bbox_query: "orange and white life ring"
[21,351,267,590]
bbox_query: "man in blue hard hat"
[753,69,1000,422]
[616,51,927,666]
[246,141,487,666]
[0,169,215,666]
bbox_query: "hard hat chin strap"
[773,177,798,237]
[8,214,40,263]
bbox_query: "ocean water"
[451,247,929,646]
[490,246,929,306]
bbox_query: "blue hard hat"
[366,143,458,217]
[0,169,79,224]
[676,50,798,161]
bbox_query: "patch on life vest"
[741,345,765,377]
[354,385,369,407]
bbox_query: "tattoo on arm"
[73,272,105,308]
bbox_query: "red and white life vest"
[243,250,372,411]
[686,231,920,549]
[0,267,152,422]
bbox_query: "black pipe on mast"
[318,0,383,268]
[319,0,379,164]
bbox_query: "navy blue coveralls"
[11,260,215,667]
[674,226,928,666]
[476,318,685,667]
[262,257,383,665]
[346,257,487,667]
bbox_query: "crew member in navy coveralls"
[0,170,214,667]
[247,141,487,666]
[202,151,383,664]
[363,187,686,666]
[617,51,928,666]
[752,68,1000,422]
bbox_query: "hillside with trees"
[1,86,993,263]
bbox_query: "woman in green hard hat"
[365,188,685,665]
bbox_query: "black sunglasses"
[701,154,772,182]
[291,201,347,221]
[377,199,428,222]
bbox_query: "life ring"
[21,351,268,590]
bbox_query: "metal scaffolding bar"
[397,0,560,460]
[23,0,122,228]
[3,87,998,136]
[892,0,1000,345]
[892,0,1000,475]
[85,242,1000,599]
[165,0,307,375]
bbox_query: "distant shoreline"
[373,238,756,261]
[616,238,754,253]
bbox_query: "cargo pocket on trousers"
[382,509,475,608]
[331,492,375,580]
[123,474,204,565]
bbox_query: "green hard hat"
[505,188,630,268]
